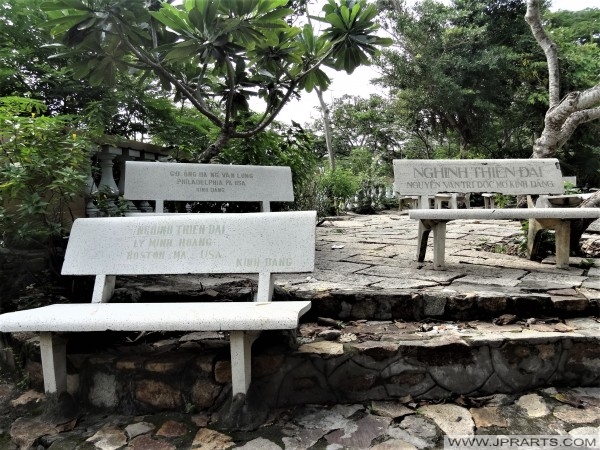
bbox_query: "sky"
[274,0,600,125]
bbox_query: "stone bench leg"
[554,220,571,269]
[528,218,571,269]
[417,221,432,262]
[450,194,458,209]
[417,220,447,270]
[432,221,447,270]
[229,331,260,396]
[39,332,67,394]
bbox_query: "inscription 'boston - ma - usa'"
[394,159,565,196]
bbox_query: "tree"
[42,0,392,162]
[310,94,404,165]
[0,97,89,252]
[525,0,600,159]
[375,0,544,159]
[524,0,600,253]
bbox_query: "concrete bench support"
[39,333,67,395]
[412,209,600,270]
[528,218,571,269]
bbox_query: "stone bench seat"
[0,302,312,333]
[411,207,600,270]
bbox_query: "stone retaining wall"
[7,318,600,415]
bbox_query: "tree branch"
[525,0,560,108]
[111,17,223,129]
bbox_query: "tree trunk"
[198,130,232,163]
[316,87,335,171]
[524,0,600,254]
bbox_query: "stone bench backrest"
[124,161,294,212]
[62,211,316,303]
[393,159,565,196]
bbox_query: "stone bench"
[0,212,316,399]
[393,158,600,270]
[124,161,294,213]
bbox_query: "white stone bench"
[124,161,294,213]
[393,158,600,270]
[0,212,316,398]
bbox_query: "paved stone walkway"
[3,211,600,449]
[3,382,600,449]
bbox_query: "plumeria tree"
[42,0,391,162]
[525,0,600,159]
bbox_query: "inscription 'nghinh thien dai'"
[126,223,226,261]
[408,165,555,191]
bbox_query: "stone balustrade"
[85,139,169,217]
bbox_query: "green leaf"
[40,0,89,11]
[150,4,193,36]
[325,12,348,31]
[256,0,288,15]
[257,7,293,22]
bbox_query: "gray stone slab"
[63,212,316,276]
[124,161,293,203]
[582,278,600,290]
[370,279,440,289]
[345,255,420,269]
[357,266,461,283]
[395,158,564,196]
[520,272,587,289]
[314,260,372,274]
[452,275,522,288]
[418,404,475,436]
[312,270,386,288]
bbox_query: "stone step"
[121,277,600,321]
[301,287,599,322]
[4,317,599,416]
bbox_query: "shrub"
[317,168,361,216]
[0,97,89,252]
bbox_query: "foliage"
[216,118,319,210]
[148,108,320,212]
[0,0,108,115]
[344,147,389,212]
[143,100,216,161]
[0,97,89,249]
[310,94,405,164]
[317,166,361,216]
[375,0,545,159]
[41,0,392,162]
